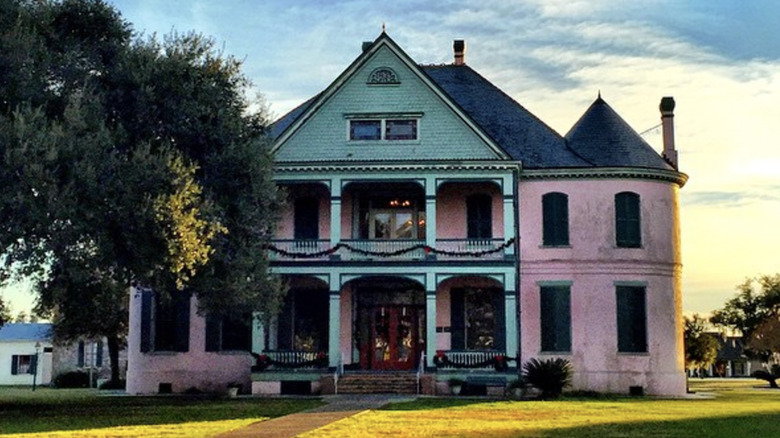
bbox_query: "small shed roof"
[0,323,52,342]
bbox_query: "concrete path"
[217,395,415,438]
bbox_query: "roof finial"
[382,22,386,33]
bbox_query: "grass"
[0,387,322,437]
[299,379,780,437]
[1,379,778,437]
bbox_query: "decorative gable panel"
[274,42,503,163]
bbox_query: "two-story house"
[126,32,687,396]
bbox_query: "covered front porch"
[251,271,518,394]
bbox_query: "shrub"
[53,370,96,388]
[522,358,572,399]
[99,379,126,390]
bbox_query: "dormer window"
[347,116,419,141]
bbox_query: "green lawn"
[1,380,778,437]
[301,379,780,438]
[0,387,322,437]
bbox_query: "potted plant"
[227,382,242,398]
[507,378,525,398]
[447,378,465,395]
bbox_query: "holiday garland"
[433,350,515,372]
[264,238,516,259]
[251,352,328,371]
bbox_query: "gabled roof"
[565,96,674,170]
[0,323,52,342]
[422,65,590,168]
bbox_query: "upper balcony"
[269,180,516,263]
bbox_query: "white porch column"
[329,178,342,255]
[502,175,516,259]
[425,177,437,252]
[505,286,518,363]
[426,288,437,368]
[328,281,341,368]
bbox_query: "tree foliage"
[683,314,719,374]
[711,275,780,359]
[0,0,284,381]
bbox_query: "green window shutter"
[615,192,641,247]
[294,197,319,240]
[96,342,103,367]
[173,293,191,352]
[277,291,294,350]
[617,286,647,352]
[11,355,18,375]
[492,288,506,351]
[29,354,38,375]
[540,286,571,352]
[77,341,85,367]
[450,289,465,349]
[466,194,492,239]
[205,314,221,352]
[140,289,153,353]
[543,193,569,246]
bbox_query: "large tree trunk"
[107,334,121,383]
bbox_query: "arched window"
[466,194,492,239]
[615,192,641,247]
[542,192,569,246]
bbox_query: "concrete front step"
[336,373,419,394]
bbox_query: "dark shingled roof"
[565,97,674,170]
[269,60,672,171]
[421,65,590,168]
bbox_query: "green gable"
[274,35,504,163]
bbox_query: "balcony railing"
[434,350,509,371]
[266,238,512,261]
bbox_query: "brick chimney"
[660,96,678,170]
[453,40,466,65]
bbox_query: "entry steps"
[336,372,418,394]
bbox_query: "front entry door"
[370,306,418,370]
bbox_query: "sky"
[3,0,780,317]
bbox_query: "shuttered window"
[615,192,641,247]
[540,285,571,352]
[205,314,252,352]
[451,288,505,351]
[294,197,319,240]
[466,194,492,239]
[616,286,647,353]
[542,192,569,246]
[140,290,190,353]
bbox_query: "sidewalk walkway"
[217,395,415,438]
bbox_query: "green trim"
[536,280,573,287]
[613,280,648,287]
[522,167,688,187]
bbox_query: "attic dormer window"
[368,67,399,85]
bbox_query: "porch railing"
[434,239,507,260]
[260,350,325,370]
[266,240,331,260]
[436,350,506,371]
[267,238,510,261]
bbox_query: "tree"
[683,314,719,376]
[711,275,780,359]
[0,298,11,326]
[0,0,284,383]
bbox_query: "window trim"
[345,114,422,142]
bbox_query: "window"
[356,196,425,240]
[276,289,329,352]
[349,119,418,141]
[294,197,319,240]
[615,192,641,247]
[78,341,104,367]
[140,290,190,353]
[11,355,36,375]
[385,120,417,140]
[542,192,569,246]
[349,120,381,140]
[451,288,505,350]
[616,285,647,353]
[466,194,492,239]
[206,314,252,352]
[540,285,571,352]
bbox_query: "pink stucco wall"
[518,178,685,395]
[275,183,331,239]
[436,182,504,239]
[126,289,253,395]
